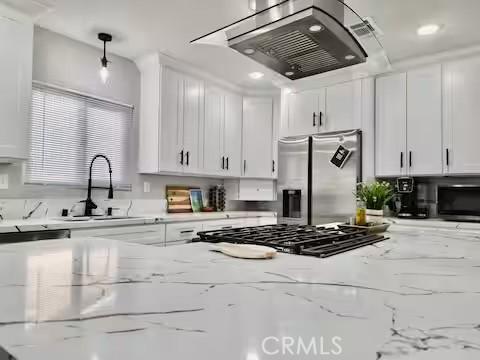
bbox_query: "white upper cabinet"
[203,86,242,177]
[325,80,362,132]
[287,88,325,136]
[138,63,204,175]
[138,56,246,178]
[203,85,224,176]
[406,65,443,176]
[443,56,480,175]
[182,75,204,174]
[286,80,363,136]
[242,97,274,179]
[376,65,443,177]
[159,67,184,173]
[0,15,33,162]
[224,92,242,177]
[375,72,407,177]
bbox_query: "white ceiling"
[9,0,480,89]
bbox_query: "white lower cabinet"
[202,219,245,232]
[165,222,203,247]
[70,224,166,246]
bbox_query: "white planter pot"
[366,209,384,224]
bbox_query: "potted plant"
[356,181,394,224]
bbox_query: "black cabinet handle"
[226,157,229,170]
[186,151,190,166]
[312,112,316,127]
[272,160,275,173]
[244,160,247,174]
[319,111,323,126]
[409,151,412,168]
[180,230,194,234]
[446,148,450,166]
[222,156,225,170]
[400,152,404,168]
[180,150,184,165]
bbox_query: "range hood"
[192,0,389,81]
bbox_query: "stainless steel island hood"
[192,0,389,80]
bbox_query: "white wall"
[0,26,221,199]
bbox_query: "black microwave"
[437,185,480,221]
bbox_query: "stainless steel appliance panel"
[311,130,361,225]
[438,185,480,222]
[277,136,310,225]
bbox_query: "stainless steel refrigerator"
[277,129,362,226]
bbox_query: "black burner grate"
[195,224,387,258]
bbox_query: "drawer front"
[242,218,260,227]
[258,217,277,226]
[165,222,203,243]
[202,219,244,232]
[71,224,166,245]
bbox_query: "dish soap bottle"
[356,199,367,226]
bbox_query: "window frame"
[26,81,134,191]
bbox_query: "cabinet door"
[182,75,203,174]
[203,86,224,175]
[325,80,362,132]
[375,73,407,177]
[287,89,325,136]
[0,17,32,160]
[242,97,273,178]
[224,92,242,177]
[443,57,480,174]
[407,65,443,176]
[160,68,184,173]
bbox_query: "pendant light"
[98,33,112,84]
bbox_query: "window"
[27,83,133,189]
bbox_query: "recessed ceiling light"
[345,54,356,61]
[249,72,264,80]
[244,48,255,55]
[309,24,323,33]
[285,71,295,76]
[417,24,440,36]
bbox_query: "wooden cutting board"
[166,186,192,213]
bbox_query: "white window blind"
[27,83,133,189]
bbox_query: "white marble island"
[0,224,479,359]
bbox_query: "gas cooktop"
[195,224,388,258]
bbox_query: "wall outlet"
[143,181,151,193]
[0,174,8,190]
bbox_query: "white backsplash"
[0,198,167,220]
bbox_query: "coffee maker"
[395,177,429,219]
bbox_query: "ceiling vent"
[350,17,383,38]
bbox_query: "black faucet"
[84,154,114,216]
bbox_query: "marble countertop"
[0,224,479,359]
[0,211,277,233]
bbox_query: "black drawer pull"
[180,230,194,234]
